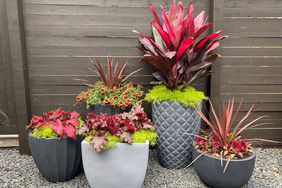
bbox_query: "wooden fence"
[0,0,281,153]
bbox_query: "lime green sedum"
[132,129,158,146]
[32,125,58,139]
[104,135,121,150]
[145,85,207,108]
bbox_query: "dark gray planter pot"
[81,140,149,188]
[28,134,84,183]
[193,146,256,188]
[88,105,129,116]
[152,101,201,169]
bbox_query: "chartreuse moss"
[32,125,58,139]
[145,85,207,108]
[84,130,157,148]
[104,135,121,150]
[132,129,157,146]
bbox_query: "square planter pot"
[152,100,201,169]
[28,133,84,182]
[81,140,149,188]
[193,145,256,188]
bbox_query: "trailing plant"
[194,99,267,160]
[27,108,85,140]
[134,1,226,90]
[79,104,157,152]
[145,85,206,108]
[76,81,143,109]
[76,57,143,109]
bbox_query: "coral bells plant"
[76,57,143,109]
[134,1,226,90]
[79,104,157,152]
[194,99,266,160]
[27,108,85,140]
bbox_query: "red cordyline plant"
[194,98,268,160]
[79,104,156,152]
[27,108,84,140]
[134,1,226,90]
[89,57,142,89]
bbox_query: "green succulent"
[145,85,207,108]
[32,125,58,139]
[132,129,158,146]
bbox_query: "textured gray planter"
[88,105,129,116]
[81,140,149,188]
[193,146,256,188]
[152,101,201,169]
[28,134,84,183]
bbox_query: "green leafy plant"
[76,57,143,109]
[134,1,226,90]
[27,108,85,140]
[79,103,157,152]
[145,85,206,108]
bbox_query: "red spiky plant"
[134,1,226,90]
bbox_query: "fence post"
[6,0,31,154]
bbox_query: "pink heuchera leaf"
[31,116,43,124]
[66,119,79,127]
[90,135,107,152]
[51,120,64,137]
[120,132,132,143]
[64,124,76,140]
[70,111,80,119]
[49,108,64,119]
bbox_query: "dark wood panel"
[223,37,282,47]
[222,85,282,94]
[221,57,282,66]
[23,0,209,8]
[27,46,143,56]
[222,75,282,85]
[223,18,282,37]
[222,66,282,76]
[221,48,282,56]
[25,25,151,38]
[221,93,282,103]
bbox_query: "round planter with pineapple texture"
[88,105,129,116]
[193,145,256,188]
[152,101,201,169]
[28,134,84,183]
[81,140,149,188]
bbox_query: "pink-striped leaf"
[176,37,194,61]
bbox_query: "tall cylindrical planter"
[88,105,129,116]
[152,101,201,169]
[28,134,84,183]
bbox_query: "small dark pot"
[88,105,129,116]
[193,146,256,188]
[28,134,84,183]
[152,101,202,169]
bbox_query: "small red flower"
[118,101,123,106]
[76,97,82,102]
[123,95,127,100]
[113,96,118,100]
[104,98,110,104]
[100,87,106,93]
[232,140,238,147]
[138,92,143,97]
[85,92,90,97]
[121,106,125,110]
[124,92,129,96]
[126,99,131,104]
[132,93,137,98]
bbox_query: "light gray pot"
[193,146,256,188]
[152,101,201,169]
[81,140,149,188]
